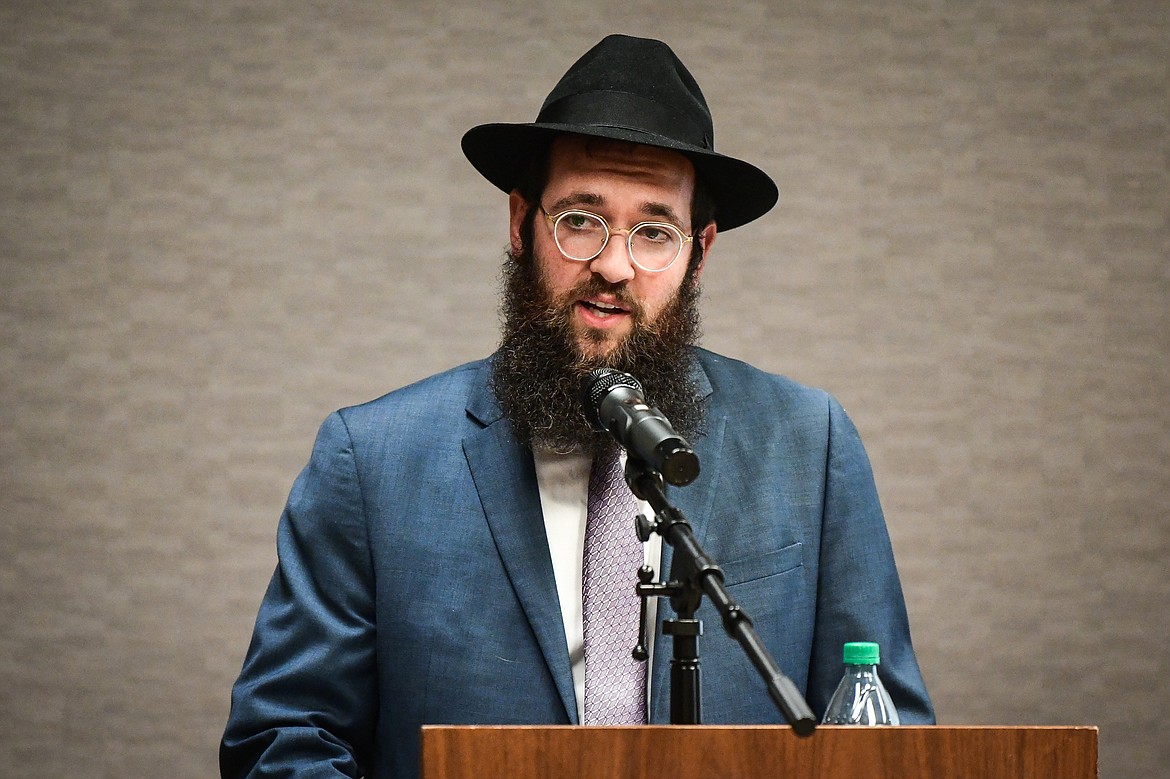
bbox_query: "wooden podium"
[421,725,1097,778]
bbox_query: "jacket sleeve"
[807,395,936,724]
[221,411,378,778]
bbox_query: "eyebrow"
[640,201,686,227]
[546,192,687,228]
[547,192,604,213]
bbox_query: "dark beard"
[490,244,705,456]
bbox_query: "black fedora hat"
[461,34,777,231]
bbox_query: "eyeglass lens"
[554,211,682,271]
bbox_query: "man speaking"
[221,33,934,779]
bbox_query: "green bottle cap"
[843,641,880,665]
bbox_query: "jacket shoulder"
[315,359,493,464]
[339,359,488,424]
[694,348,833,418]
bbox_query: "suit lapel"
[463,362,578,723]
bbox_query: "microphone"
[582,368,700,486]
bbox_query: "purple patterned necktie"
[582,444,647,724]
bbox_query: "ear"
[508,190,530,255]
[691,221,716,281]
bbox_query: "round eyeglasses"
[540,207,694,273]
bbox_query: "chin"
[574,332,623,361]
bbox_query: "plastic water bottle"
[821,641,900,725]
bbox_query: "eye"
[636,225,674,244]
[561,211,603,232]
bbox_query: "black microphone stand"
[626,456,817,736]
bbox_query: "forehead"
[543,135,696,209]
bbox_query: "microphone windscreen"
[581,368,643,429]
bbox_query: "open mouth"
[580,299,629,318]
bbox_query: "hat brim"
[461,122,778,231]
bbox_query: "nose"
[588,232,636,284]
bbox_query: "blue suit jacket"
[222,349,934,779]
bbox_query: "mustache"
[556,276,646,320]
[507,272,650,345]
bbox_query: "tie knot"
[593,443,622,469]
[589,445,626,500]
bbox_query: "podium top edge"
[420,725,1100,733]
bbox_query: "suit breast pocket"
[715,542,805,623]
[720,541,804,587]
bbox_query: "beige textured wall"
[2,1,1167,777]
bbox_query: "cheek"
[637,271,689,317]
[532,242,583,300]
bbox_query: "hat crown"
[535,35,714,151]
[460,34,778,230]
